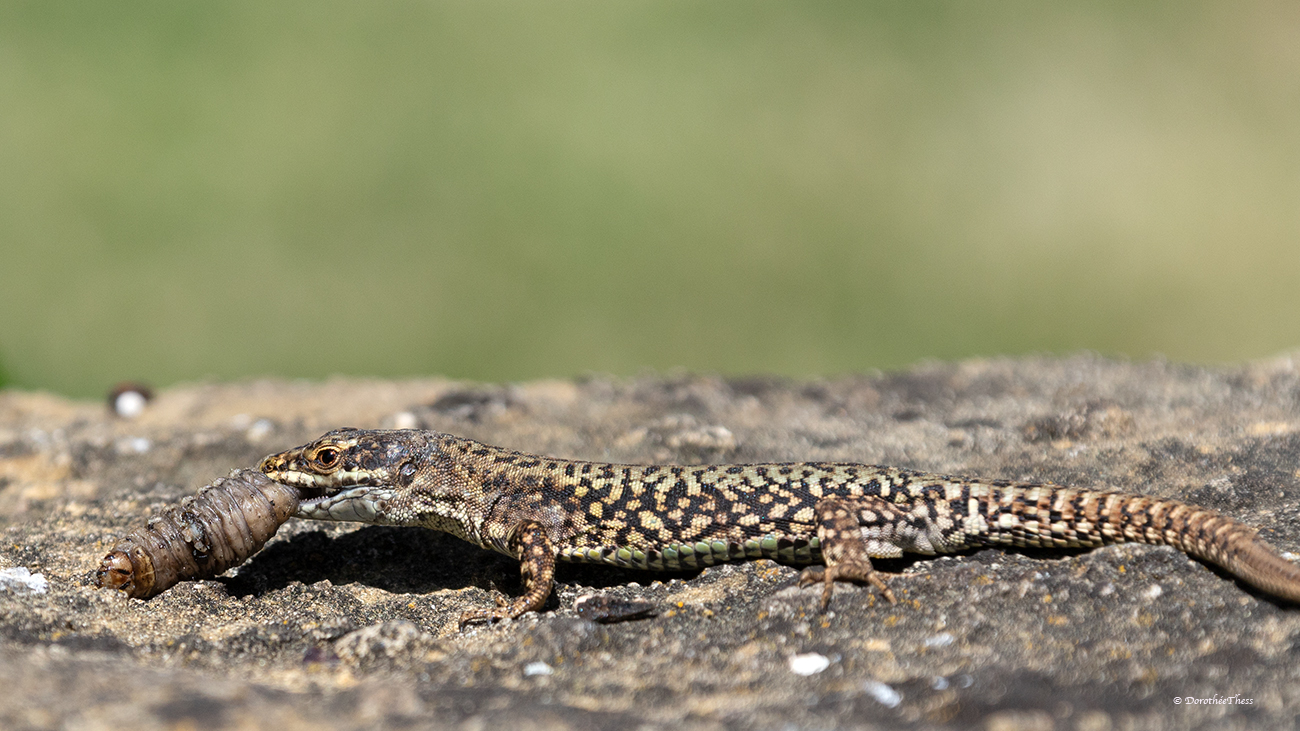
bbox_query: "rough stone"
[2,355,1299,729]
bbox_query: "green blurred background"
[1,2,1298,398]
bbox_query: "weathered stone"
[1,355,1298,729]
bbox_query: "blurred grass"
[1,1,1299,397]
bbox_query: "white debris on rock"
[523,661,554,676]
[787,653,831,676]
[115,437,151,455]
[862,680,901,708]
[923,632,955,647]
[0,567,48,594]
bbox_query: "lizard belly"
[556,533,823,570]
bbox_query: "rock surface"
[2,355,1299,730]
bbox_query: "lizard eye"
[312,447,341,471]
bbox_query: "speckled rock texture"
[2,355,1299,730]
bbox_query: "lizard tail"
[979,484,1300,603]
[1089,492,1300,603]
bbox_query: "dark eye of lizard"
[313,447,341,470]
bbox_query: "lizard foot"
[458,594,534,628]
[797,561,897,610]
[458,606,512,627]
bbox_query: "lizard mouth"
[263,466,386,492]
[260,463,395,522]
[294,485,397,523]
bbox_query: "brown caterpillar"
[95,469,301,599]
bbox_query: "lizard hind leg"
[797,496,911,609]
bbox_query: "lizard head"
[259,428,428,523]
[259,428,494,544]
[259,427,416,488]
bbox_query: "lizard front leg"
[798,496,914,609]
[460,520,556,626]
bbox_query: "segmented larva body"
[95,469,301,599]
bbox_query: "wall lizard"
[259,428,1300,625]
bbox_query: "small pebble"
[862,680,901,708]
[523,661,554,676]
[924,632,954,648]
[108,383,152,419]
[787,653,831,676]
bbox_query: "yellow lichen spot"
[1042,594,1052,604]
[1118,565,1126,573]
[974,575,993,585]
[1047,615,1068,626]
[884,615,900,627]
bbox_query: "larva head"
[259,428,425,491]
[95,546,156,599]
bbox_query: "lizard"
[259,427,1300,625]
